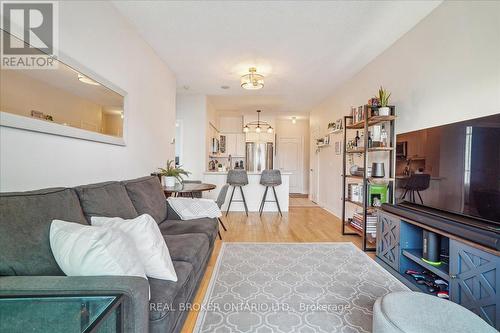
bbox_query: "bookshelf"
[341,105,397,251]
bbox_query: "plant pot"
[378,106,390,116]
[163,176,176,187]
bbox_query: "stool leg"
[417,191,424,205]
[226,186,236,216]
[218,217,227,231]
[239,186,249,216]
[272,186,282,216]
[260,186,268,216]
[401,189,408,200]
[218,230,222,240]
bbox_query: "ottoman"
[373,291,496,333]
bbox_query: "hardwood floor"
[181,205,370,332]
[289,197,319,207]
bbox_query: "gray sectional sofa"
[0,176,219,333]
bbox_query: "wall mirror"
[0,30,126,145]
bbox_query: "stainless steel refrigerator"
[246,142,273,172]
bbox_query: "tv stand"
[376,203,499,330]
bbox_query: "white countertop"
[204,171,292,175]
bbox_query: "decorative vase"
[378,106,390,116]
[163,176,176,187]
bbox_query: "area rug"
[193,243,408,333]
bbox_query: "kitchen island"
[203,171,290,212]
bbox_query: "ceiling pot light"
[78,74,100,86]
[241,67,264,90]
[221,85,230,90]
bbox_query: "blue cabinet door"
[376,211,400,271]
[450,239,499,330]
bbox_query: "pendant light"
[242,110,273,133]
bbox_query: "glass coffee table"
[0,294,124,333]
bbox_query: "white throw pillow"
[49,220,147,279]
[91,214,177,281]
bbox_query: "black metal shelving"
[341,106,397,251]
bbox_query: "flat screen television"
[396,113,500,224]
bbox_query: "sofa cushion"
[75,181,138,222]
[122,176,167,224]
[0,188,87,276]
[159,218,219,246]
[149,260,194,322]
[163,233,210,273]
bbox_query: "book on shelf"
[350,213,377,234]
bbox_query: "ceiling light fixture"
[243,110,273,133]
[241,67,264,90]
[77,74,100,86]
[292,117,297,124]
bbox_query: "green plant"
[378,86,391,107]
[158,160,190,182]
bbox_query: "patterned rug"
[193,243,408,333]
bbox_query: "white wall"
[0,1,177,191]
[309,1,500,216]
[176,94,207,180]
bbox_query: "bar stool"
[259,169,282,216]
[215,184,229,239]
[401,174,431,204]
[226,170,249,216]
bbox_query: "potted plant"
[158,160,190,187]
[217,163,223,172]
[377,86,391,116]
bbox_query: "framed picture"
[329,118,344,133]
[336,119,343,131]
[335,141,342,155]
[357,106,364,123]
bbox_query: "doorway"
[277,137,304,193]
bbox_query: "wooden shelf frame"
[344,223,377,244]
[347,147,394,154]
[346,113,397,129]
[341,105,397,252]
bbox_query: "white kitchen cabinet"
[245,132,274,143]
[222,133,245,157]
[246,132,259,142]
[236,134,245,156]
[260,132,274,143]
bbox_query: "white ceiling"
[113,1,441,115]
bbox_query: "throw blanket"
[167,198,222,220]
